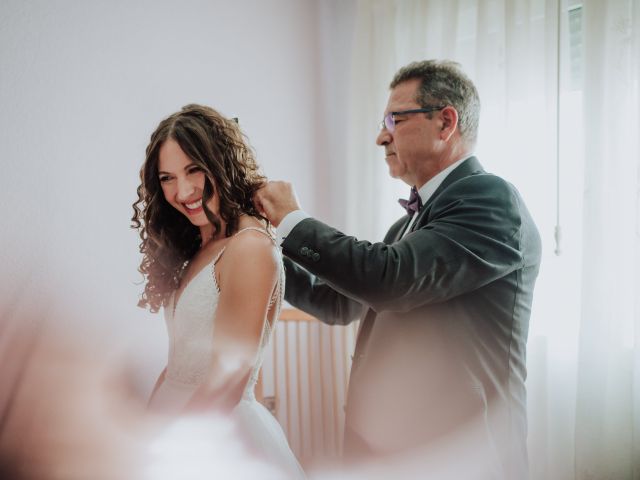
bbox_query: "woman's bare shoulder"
[218,217,279,270]
[227,228,277,260]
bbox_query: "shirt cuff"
[276,210,310,246]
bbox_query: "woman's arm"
[185,231,279,412]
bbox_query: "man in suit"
[255,60,541,478]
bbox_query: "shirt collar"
[416,155,472,205]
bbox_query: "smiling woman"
[131,104,305,478]
[132,105,266,313]
[157,139,222,238]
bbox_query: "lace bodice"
[163,227,284,400]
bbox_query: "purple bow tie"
[398,186,423,215]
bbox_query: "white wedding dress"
[148,227,305,478]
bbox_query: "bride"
[132,104,304,478]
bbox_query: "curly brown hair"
[131,104,267,313]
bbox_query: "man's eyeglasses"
[380,106,446,133]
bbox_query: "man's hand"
[253,181,301,227]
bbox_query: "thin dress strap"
[233,226,277,243]
[230,227,281,309]
[211,226,277,266]
[212,226,282,312]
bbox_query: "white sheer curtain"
[575,1,640,478]
[343,0,640,478]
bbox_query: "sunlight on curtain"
[575,1,640,478]
[344,0,639,478]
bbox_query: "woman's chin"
[182,208,207,224]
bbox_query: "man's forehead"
[387,79,420,109]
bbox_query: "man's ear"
[440,106,458,142]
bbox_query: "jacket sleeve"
[281,174,530,313]
[283,256,363,326]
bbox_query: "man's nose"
[376,128,391,146]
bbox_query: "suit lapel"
[384,214,412,243]
[410,156,485,232]
[395,216,413,241]
[355,159,484,350]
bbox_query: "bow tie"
[398,186,423,216]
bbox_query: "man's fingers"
[252,183,264,206]
[253,187,276,221]
[251,180,299,227]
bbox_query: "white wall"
[311,0,357,229]
[0,0,323,392]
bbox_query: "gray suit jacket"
[282,157,541,478]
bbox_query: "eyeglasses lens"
[383,113,394,132]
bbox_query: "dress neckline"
[171,226,275,315]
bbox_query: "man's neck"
[413,156,471,205]
[415,150,472,189]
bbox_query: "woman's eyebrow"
[158,163,197,175]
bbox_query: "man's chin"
[387,169,411,185]
[387,167,401,179]
[385,161,405,179]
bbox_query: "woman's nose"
[176,177,196,201]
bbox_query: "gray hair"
[390,60,480,147]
